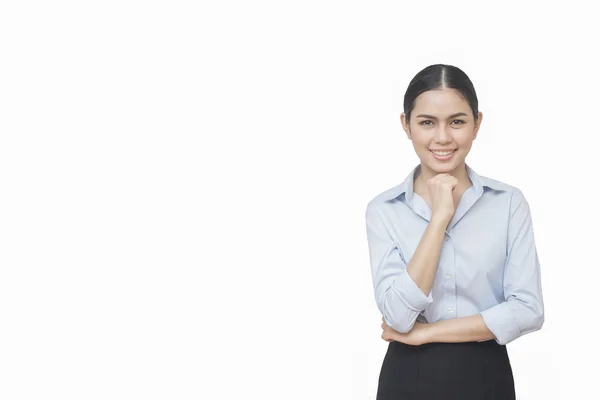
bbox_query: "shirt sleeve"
[365,203,434,333]
[479,189,545,345]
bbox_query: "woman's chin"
[421,157,464,173]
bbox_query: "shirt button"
[446,274,452,279]
[448,307,453,313]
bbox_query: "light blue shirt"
[365,163,544,345]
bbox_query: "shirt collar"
[382,163,507,203]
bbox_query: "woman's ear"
[473,111,483,140]
[400,113,411,140]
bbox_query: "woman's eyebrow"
[415,112,469,119]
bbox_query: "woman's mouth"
[430,149,457,161]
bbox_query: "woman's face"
[401,88,482,177]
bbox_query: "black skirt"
[376,339,515,400]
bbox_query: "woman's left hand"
[381,317,431,346]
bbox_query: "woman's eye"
[451,119,465,125]
[420,120,433,126]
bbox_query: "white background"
[0,1,597,399]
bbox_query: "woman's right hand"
[427,173,459,224]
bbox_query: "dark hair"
[403,64,479,123]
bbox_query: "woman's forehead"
[412,89,471,114]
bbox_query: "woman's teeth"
[430,150,455,156]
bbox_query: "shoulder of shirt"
[478,174,517,194]
[365,183,405,211]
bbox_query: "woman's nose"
[434,127,451,143]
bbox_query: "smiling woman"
[401,73,482,185]
[365,64,544,399]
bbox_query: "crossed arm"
[382,314,496,345]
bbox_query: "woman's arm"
[478,189,545,345]
[382,315,496,345]
[425,314,496,343]
[366,204,448,334]
[405,216,449,297]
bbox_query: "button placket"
[443,234,453,281]
[444,237,456,316]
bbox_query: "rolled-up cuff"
[480,302,521,345]
[391,269,434,311]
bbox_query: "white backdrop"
[0,1,597,399]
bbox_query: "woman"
[364,64,544,399]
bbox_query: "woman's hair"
[403,64,479,123]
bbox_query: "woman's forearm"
[426,314,497,343]
[406,217,448,296]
